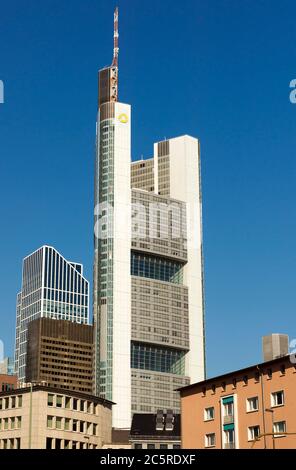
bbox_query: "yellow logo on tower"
[118,113,128,124]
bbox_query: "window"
[173,444,181,449]
[64,440,70,449]
[16,417,21,429]
[56,417,62,430]
[271,391,284,407]
[80,421,84,433]
[18,396,22,407]
[10,417,15,429]
[224,402,234,417]
[224,428,235,448]
[247,397,259,412]
[80,400,85,412]
[65,397,71,409]
[273,421,286,437]
[160,444,168,449]
[73,420,78,432]
[47,416,53,428]
[204,407,215,421]
[4,418,9,430]
[56,395,63,408]
[205,433,215,448]
[248,426,260,441]
[134,444,142,449]
[73,399,78,410]
[147,444,155,449]
[65,418,70,431]
[93,424,98,436]
[47,394,54,406]
[11,397,16,408]
[0,399,2,410]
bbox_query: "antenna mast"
[112,7,119,67]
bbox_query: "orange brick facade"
[180,356,296,449]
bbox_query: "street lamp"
[265,408,275,449]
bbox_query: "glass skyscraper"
[94,9,205,430]
[14,245,89,383]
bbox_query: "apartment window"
[224,428,235,448]
[73,399,78,410]
[271,391,284,407]
[47,416,53,428]
[147,444,155,449]
[72,420,78,432]
[134,444,142,449]
[64,440,70,449]
[0,399,2,410]
[16,438,21,449]
[223,402,234,417]
[160,444,168,449]
[48,394,54,407]
[93,423,98,436]
[56,395,63,408]
[4,418,8,430]
[205,433,216,448]
[204,407,215,421]
[80,421,84,433]
[65,418,70,431]
[16,417,21,429]
[273,421,286,437]
[247,396,259,412]
[11,396,16,408]
[10,417,15,429]
[80,400,85,412]
[18,396,22,407]
[173,444,181,449]
[248,425,260,441]
[5,398,9,409]
[56,417,62,430]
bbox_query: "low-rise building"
[179,354,296,449]
[0,374,17,393]
[130,410,181,449]
[0,385,113,449]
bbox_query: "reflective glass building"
[15,246,89,383]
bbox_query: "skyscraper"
[15,246,89,383]
[94,9,205,430]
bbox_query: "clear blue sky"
[1,0,296,378]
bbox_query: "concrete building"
[15,246,89,383]
[93,8,205,430]
[130,411,181,449]
[26,318,93,394]
[0,375,17,393]
[0,385,112,449]
[263,334,289,362]
[179,354,296,449]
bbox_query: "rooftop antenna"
[112,7,119,67]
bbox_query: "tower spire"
[112,7,119,67]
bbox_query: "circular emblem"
[118,113,128,123]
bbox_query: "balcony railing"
[224,442,235,449]
[223,415,234,425]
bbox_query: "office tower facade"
[0,357,15,376]
[26,318,93,393]
[94,9,205,429]
[15,246,89,383]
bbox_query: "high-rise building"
[15,246,89,383]
[26,317,93,393]
[93,9,205,430]
[0,357,15,376]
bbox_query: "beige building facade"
[180,355,296,449]
[0,385,112,449]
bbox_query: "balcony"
[224,442,235,449]
[223,415,234,425]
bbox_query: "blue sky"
[1,0,296,378]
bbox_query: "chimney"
[262,334,289,362]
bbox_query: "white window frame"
[204,407,215,421]
[246,396,259,412]
[273,421,286,438]
[271,390,284,407]
[205,433,216,448]
[248,425,260,441]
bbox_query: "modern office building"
[15,246,89,383]
[93,9,205,429]
[0,357,15,376]
[0,385,112,449]
[26,318,93,393]
[179,353,296,449]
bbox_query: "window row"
[47,416,98,435]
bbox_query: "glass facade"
[131,342,185,375]
[15,246,89,383]
[131,252,183,284]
